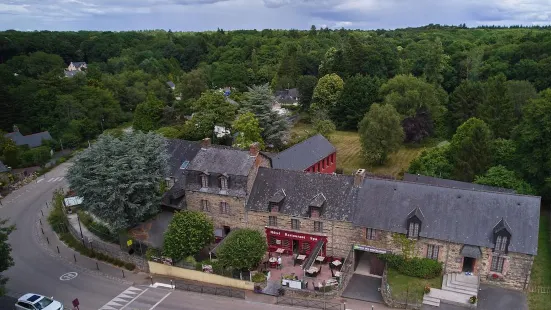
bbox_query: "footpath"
[38,203,392,310]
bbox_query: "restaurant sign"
[353,244,389,254]
[266,228,325,243]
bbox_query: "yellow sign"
[127,240,133,247]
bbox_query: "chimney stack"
[201,138,211,149]
[354,169,366,187]
[249,142,259,157]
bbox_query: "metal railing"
[174,281,246,299]
[276,296,342,310]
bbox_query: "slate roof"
[351,177,540,255]
[166,81,176,88]
[71,62,86,68]
[187,147,255,176]
[165,139,201,177]
[247,167,355,221]
[5,131,52,148]
[270,134,336,171]
[0,161,9,173]
[403,173,516,194]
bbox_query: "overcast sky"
[1,0,550,31]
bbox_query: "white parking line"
[149,291,172,310]
[37,179,44,183]
[99,286,145,310]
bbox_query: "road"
[0,163,298,310]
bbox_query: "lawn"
[386,267,442,302]
[290,122,427,177]
[528,212,551,310]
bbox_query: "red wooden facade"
[266,227,327,256]
[304,152,336,174]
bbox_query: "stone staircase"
[422,273,479,308]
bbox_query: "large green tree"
[217,229,267,270]
[310,73,344,117]
[358,104,404,165]
[163,211,214,261]
[448,80,484,133]
[67,132,168,230]
[474,165,535,195]
[479,74,515,139]
[408,145,453,179]
[232,112,264,149]
[331,75,382,130]
[240,84,288,148]
[297,75,317,110]
[133,94,166,132]
[449,118,493,182]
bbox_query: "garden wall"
[149,261,255,290]
[380,267,422,310]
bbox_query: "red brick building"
[269,134,337,174]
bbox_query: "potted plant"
[424,285,431,294]
[469,296,477,304]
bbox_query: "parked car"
[15,293,63,310]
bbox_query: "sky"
[0,0,550,31]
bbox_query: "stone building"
[244,168,540,290]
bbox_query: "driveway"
[423,284,528,310]
[342,274,384,304]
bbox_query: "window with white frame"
[201,199,209,212]
[291,219,300,230]
[491,255,505,273]
[220,176,228,190]
[427,244,439,260]
[314,221,323,232]
[201,174,209,188]
[408,222,420,238]
[366,228,376,240]
[495,235,508,252]
[269,216,277,227]
[220,201,229,214]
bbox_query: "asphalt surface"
[0,163,301,310]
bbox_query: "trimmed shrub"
[378,253,442,279]
[125,262,136,271]
[252,272,267,283]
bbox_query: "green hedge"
[378,253,442,279]
[77,209,118,243]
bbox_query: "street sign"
[127,239,133,247]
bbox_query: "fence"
[276,296,342,310]
[174,281,246,299]
[528,286,551,294]
[337,246,354,293]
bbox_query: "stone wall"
[186,191,246,229]
[481,251,534,290]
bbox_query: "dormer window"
[269,189,286,213]
[200,173,209,188]
[219,175,228,191]
[406,207,424,239]
[493,218,512,253]
[309,193,326,218]
[269,202,279,213]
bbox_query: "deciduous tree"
[163,211,214,261]
[232,112,264,149]
[310,73,344,116]
[133,94,166,132]
[408,144,453,179]
[217,229,267,270]
[297,75,317,110]
[474,165,535,195]
[358,104,404,165]
[67,132,168,231]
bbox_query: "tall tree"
[310,73,344,118]
[479,74,515,139]
[297,75,317,111]
[67,132,168,231]
[179,69,208,100]
[506,80,538,121]
[232,112,264,149]
[331,75,382,130]
[358,104,404,165]
[449,118,493,182]
[513,89,551,193]
[163,211,214,261]
[408,145,453,179]
[448,80,484,133]
[133,94,166,132]
[240,84,288,148]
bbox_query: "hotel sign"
[353,244,389,254]
[266,229,325,243]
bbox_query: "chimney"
[354,169,366,187]
[12,125,19,132]
[201,138,211,149]
[249,142,259,157]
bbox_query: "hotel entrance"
[265,228,327,256]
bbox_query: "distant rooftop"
[403,173,516,194]
[270,134,336,171]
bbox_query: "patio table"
[297,254,306,260]
[316,256,325,263]
[275,248,285,254]
[331,260,342,267]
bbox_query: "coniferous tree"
[240,84,289,148]
[67,132,168,231]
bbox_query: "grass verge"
[386,267,442,302]
[528,212,551,310]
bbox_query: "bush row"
[378,253,442,279]
[77,209,118,243]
